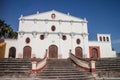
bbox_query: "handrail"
[69,52,96,72]
[31,50,48,74]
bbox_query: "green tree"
[0,19,17,38]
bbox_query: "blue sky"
[0,0,120,53]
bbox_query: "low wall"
[69,52,96,72]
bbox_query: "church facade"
[4,10,116,59]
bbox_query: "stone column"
[31,57,37,74]
[90,60,96,72]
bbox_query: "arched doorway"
[92,48,98,59]
[75,47,83,58]
[23,46,31,58]
[9,47,16,58]
[49,45,58,59]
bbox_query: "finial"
[37,11,39,14]
[52,9,55,12]
[20,15,23,18]
[67,12,70,16]
[84,17,86,21]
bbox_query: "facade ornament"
[21,18,25,23]
[84,17,87,21]
[34,19,37,24]
[67,12,70,16]
[81,22,84,26]
[81,33,87,39]
[44,32,49,38]
[70,32,75,38]
[20,15,23,18]
[44,19,48,24]
[70,20,73,25]
[32,31,37,38]
[58,32,62,38]
[18,31,25,37]
[37,11,39,14]
[59,20,62,24]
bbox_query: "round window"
[40,35,44,40]
[76,39,81,44]
[26,37,30,44]
[51,13,56,19]
[51,25,56,31]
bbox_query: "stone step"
[0,58,32,77]
[0,62,31,64]
[42,69,81,71]
[38,75,94,80]
[95,58,120,77]
[36,59,93,80]
[0,68,31,71]
[0,65,31,68]
[39,72,84,75]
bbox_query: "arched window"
[99,36,102,41]
[25,37,30,44]
[103,36,106,41]
[106,37,109,41]
[76,39,81,44]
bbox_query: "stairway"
[95,58,120,77]
[0,58,32,78]
[36,59,94,80]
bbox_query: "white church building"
[4,10,116,59]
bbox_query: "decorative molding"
[70,20,73,25]
[58,32,62,38]
[59,19,62,24]
[70,32,75,38]
[18,31,25,37]
[32,31,37,38]
[19,18,87,24]
[18,31,88,38]
[81,33,88,39]
[44,19,48,24]
[44,32,49,38]
[21,18,25,23]
[34,19,38,24]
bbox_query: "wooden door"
[49,45,58,59]
[92,48,98,59]
[23,46,31,58]
[75,47,83,58]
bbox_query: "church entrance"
[75,47,83,58]
[49,45,58,59]
[89,46,100,59]
[9,47,16,58]
[23,46,31,58]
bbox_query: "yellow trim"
[0,42,6,47]
[0,42,6,58]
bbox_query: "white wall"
[5,39,18,58]
[4,10,116,59]
[88,41,116,58]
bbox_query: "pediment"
[20,10,86,22]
